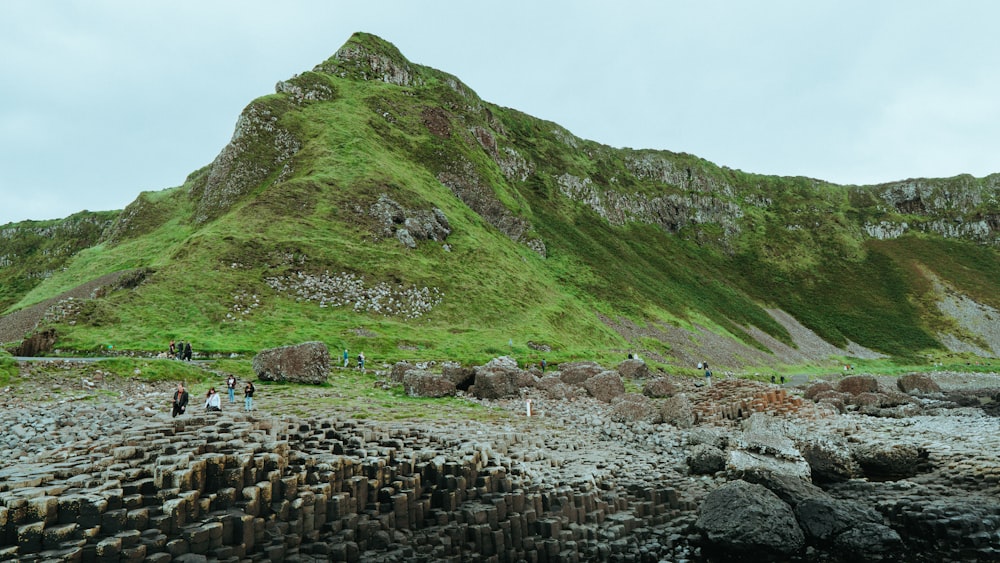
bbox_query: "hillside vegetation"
[1,32,998,371]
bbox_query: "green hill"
[2,32,998,371]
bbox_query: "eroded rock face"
[850,442,928,480]
[402,370,456,398]
[471,356,532,400]
[252,341,330,384]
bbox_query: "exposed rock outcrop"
[251,341,330,384]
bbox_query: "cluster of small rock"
[224,291,261,323]
[264,271,443,319]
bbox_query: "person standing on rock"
[171,383,189,417]
[244,381,255,412]
[226,375,237,403]
[704,363,712,386]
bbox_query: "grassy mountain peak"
[1,33,998,372]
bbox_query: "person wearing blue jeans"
[226,375,237,403]
[244,381,255,411]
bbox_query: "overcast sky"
[2,1,998,225]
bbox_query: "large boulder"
[832,522,905,561]
[471,356,533,400]
[804,381,836,400]
[695,480,805,560]
[617,359,650,379]
[797,437,863,483]
[794,497,885,543]
[838,375,879,395]
[660,394,696,428]
[582,370,625,403]
[608,393,661,424]
[252,341,330,384]
[728,414,811,482]
[390,361,415,383]
[642,377,676,398]
[557,361,605,385]
[897,373,942,395]
[535,375,584,400]
[402,370,456,398]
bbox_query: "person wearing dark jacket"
[172,383,189,417]
[183,341,193,361]
[244,381,255,412]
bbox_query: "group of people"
[171,377,255,418]
[342,349,365,371]
[169,340,193,361]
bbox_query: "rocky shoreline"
[1,360,999,562]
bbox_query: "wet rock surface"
[0,363,998,562]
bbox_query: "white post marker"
[526,399,532,417]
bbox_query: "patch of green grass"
[0,357,16,385]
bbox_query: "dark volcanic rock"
[252,341,330,384]
[686,443,726,475]
[851,442,928,480]
[695,480,805,560]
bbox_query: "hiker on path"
[183,341,193,361]
[343,348,349,368]
[171,383,189,418]
[357,352,365,371]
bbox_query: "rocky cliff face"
[861,177,1000,245]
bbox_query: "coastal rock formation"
[1,362,999,562]
[251,341,330,384]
